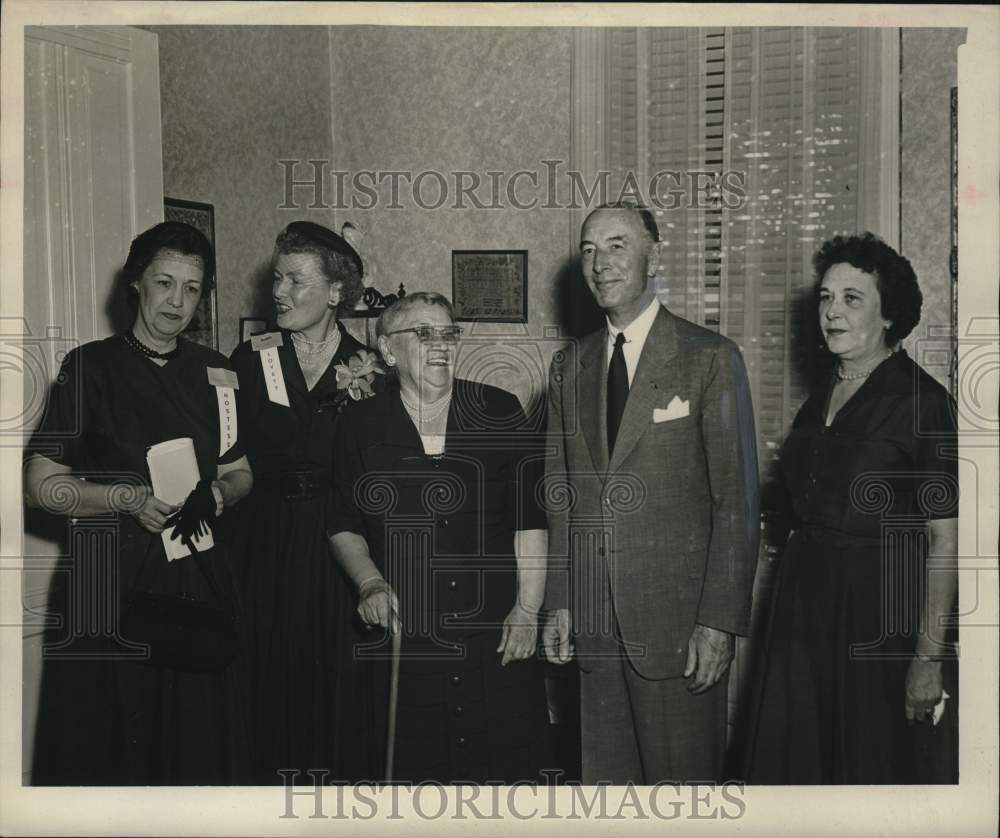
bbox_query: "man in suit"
[541,202,759,783]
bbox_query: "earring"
[327,300,338,310]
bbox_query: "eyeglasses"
[384,325,463,342]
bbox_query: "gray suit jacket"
[544,305,760,679]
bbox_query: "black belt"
[260,470,331,501]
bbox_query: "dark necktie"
[607,332,629,455]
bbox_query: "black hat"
[283,220,364,278]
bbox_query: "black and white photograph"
[1,2,997,836]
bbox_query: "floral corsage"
[322,349,386,413]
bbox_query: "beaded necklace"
[124,330,181,361]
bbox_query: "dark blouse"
[777,350,959,538]
[229,321,366,477]
[27,334,249,785]
[329,378,546,646]
[31,334,244,485]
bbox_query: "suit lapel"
[607,306,680,474]
[578,331,609,476]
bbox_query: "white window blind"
[584,26,899,740]
[601,26,897,464]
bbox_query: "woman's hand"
[212,457,253,519]
[210,481,225,517]
[132,486,179,534]
[357,577,400,635]
[905,658,944,725]
[497,603,539,666]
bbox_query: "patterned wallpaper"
[151,26,960,394]
[900,28,967,389]
[151,26,338,355]
[328,27,573,409]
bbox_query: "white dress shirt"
[605,297,661,386]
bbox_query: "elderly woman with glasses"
[328,291,554,783]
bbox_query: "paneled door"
[19,25,163,782]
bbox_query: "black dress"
[228,322,377,783]
[29,335,248,785]
[746,350,959,784]
[329,378,555,783]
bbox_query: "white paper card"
[147,437,213,560]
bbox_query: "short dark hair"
[813,232,923,345]
[591,201,660,243]
[376,291,454,338]
[122,221,216,292]
[274,221,365,318]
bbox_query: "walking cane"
[385,623,402,782]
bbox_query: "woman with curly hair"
[228,221,382,782]
[25,221,253,784]
[746,233,959,784]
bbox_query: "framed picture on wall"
[164,197,219,350]
[451,250,528,323]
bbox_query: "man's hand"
[684,623,734,694]
[357,578,400,635]
[497,603,539,666]
[542,608,573,664]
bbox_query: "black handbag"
[121,547,239,674]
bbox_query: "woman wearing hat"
[229,221,382,783]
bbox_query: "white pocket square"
[653,396,690,423]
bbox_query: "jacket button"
[454,705,464,716]
[457,737,467,747]
[451,674,461,685]
[448,580,458,590]
[439,518,449,528]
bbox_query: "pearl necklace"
[837,348,896,381]
[401,389,452,423]
[291,328,341,355]
[291,328,341,391]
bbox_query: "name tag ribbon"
[251,332,290,408]
[206,367,239,456]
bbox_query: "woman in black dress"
[329,292,554,783]
[746,233,959,784]
[25,221,254,784]
[229,221,381,783]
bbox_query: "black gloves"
[166,477,216,553]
